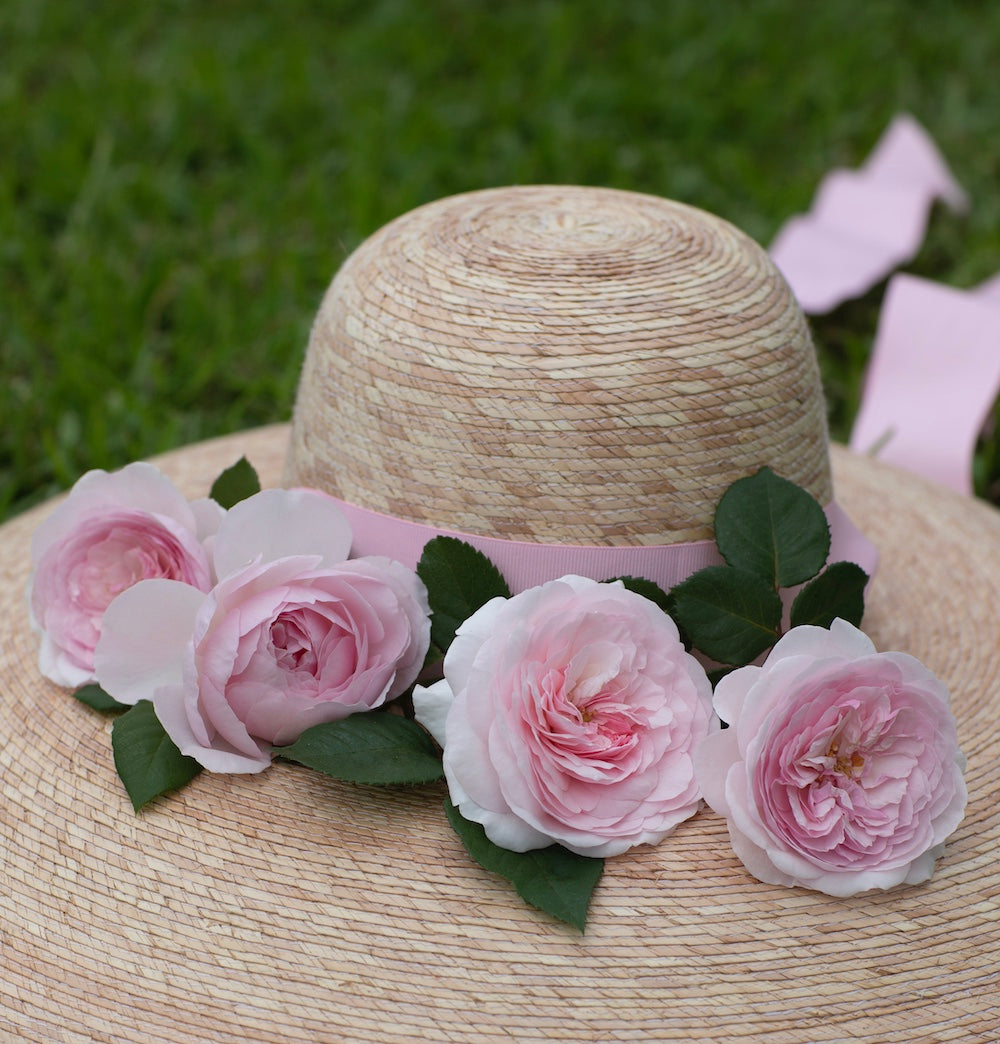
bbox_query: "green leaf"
[606,575,672,615]
[417,537,511,653]
[714,467,830,588]
[422,643,444,670]
[790,561,868,629]
[112,701,202,811]
[275,711,444,785]
[209,456,261,509]
[667,565,782,666]
[444,799,603,932]
[74,683,128,712]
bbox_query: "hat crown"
[286,185,830,543]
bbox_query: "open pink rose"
[414,575,716,858]
[95,488,430,772]
[695,619,967,896]
[28,462,222,687]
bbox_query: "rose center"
[76,531,180,610]
[563,681,639,750]
[827,738,865,778]
[270,617,319,674]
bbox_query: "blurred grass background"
[3,0,999,522]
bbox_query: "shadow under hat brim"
[1,424,997,1043]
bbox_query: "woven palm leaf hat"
[2,186,998,1042]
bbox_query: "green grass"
[4,0,1000,521]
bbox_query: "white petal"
[693,729,741,816]
[412,679,455,748]
[712,664,759,727]
[551,574,600,593]
[95,580,205,705]
[767,618,876,665]
[189,497,226,542]
[212,488,352,578]
[445,595,508,695]
[37,632,93,688]
[459,797,553,853]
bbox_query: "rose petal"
[190,497,226,543]
[36,631,94,689]
[95,580,206,706]
[31,463,203,560]
[771,618,877,663]
[154,683,271,773]
[413,679,454,748]
[693,726,741,816]
[212,488,352,579]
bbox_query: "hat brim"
[2,424,997,1042]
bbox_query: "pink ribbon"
[770,114,967,315]
[849,273,1000,495]
[770,114,1000,497]
[332,497,878,594]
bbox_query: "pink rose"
[414,575,716,858]
[28,462,222,687]
[695,619,967,896]
[95,488,430,772]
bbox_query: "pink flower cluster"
[30,467,430,772]
[30,464,965,894]
[415,597,964,889]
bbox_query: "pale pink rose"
[95,488,430,772]
[28,462,223,687]
[695,618,967,896]
[414,575,716,858]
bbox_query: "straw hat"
[2,187,998,1041]
[286,185,831,544]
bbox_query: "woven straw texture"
[286,186,831,543]
[2,425,998,1043]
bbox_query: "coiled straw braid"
[286,186,831,543]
